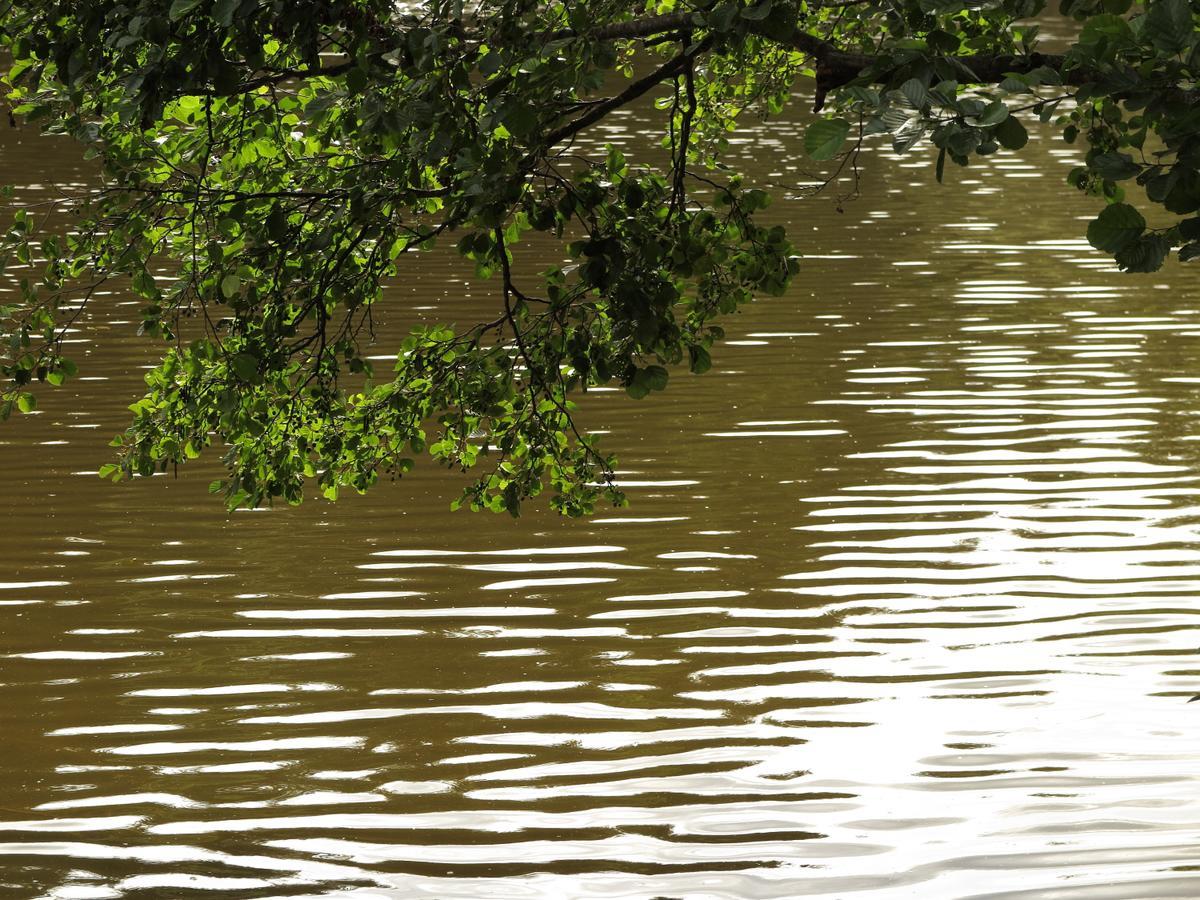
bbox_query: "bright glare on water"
[5,91,1200,900]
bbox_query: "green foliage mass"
[0,0,1194,514]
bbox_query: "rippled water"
[6,87,1200,900]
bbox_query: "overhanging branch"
[546,12,1079,100]
[541,37,714,150]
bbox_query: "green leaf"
[977,99,1009,127]
[1086,202,1146,253]
[1114,233,1170,272]
[477,50,504,77]
[220,274,240,298]
[501,104,538,138]
[899,78,927,109]
[805,118,851,161]
[935,147,946,183]
[741,0,773,20]
[16,392,36,413]
[1078,13,1135,53]
[213,0,240,26]
[1179,217,1200,240]
[1090,151,1140,181]
[994,116,1028,151]
[132,268,157,297]
[644,365,669,391]
[1164,171,1200,214]
[231,352,259,381]
[1143,0,1192,53]
[169,0,204,19]
[927,29,961,54]
[893,123,926,155]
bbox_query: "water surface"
[4,88,1200,900]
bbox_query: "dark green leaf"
[168,0,204,19]
[1114,233,1171,272]
[994,116,1028,150]
[741,0,773,20]
[899,78,928,109]
[213,0,240,26]
[1090,151,1141,181]
[1143,0,1192,53]
[1087,202,1146,252]
[1179,217,1200,240]
[231,352,259,381]
[977,99,1009,127]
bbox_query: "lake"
[3,80,1200,899]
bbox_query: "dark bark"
[812,50,1076,110]
[541,38,713,149]
[551,12,1079,105]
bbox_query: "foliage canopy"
[0,0,1196,513]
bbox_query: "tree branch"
[814,48,1072,94]
[541,37,713,150]
[544,11,1080,103]
[192,61,355,97]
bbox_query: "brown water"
[4,89,1200,900]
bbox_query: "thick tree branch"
[551,12,696,41]
[816,48,1070,89]
[541,37,713,150]
[546,11,1079,102]
[810,48,1076,110]
[548,3,875,42]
